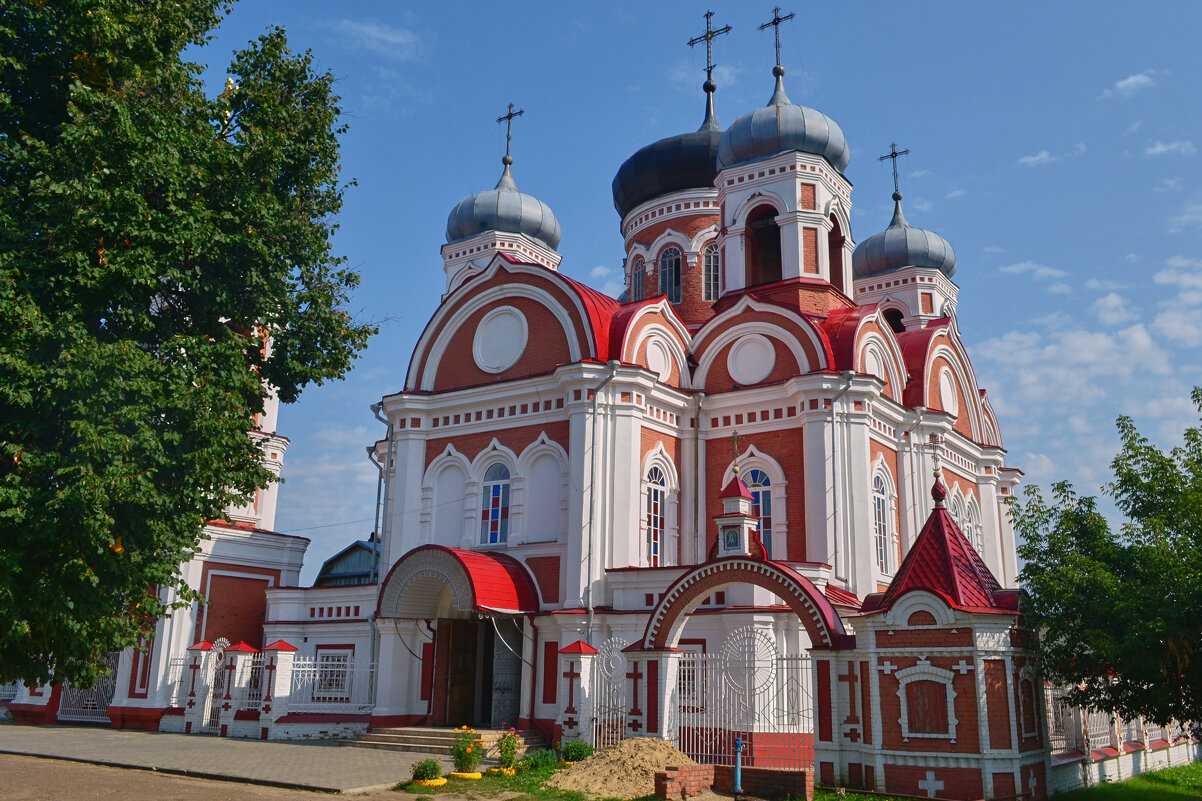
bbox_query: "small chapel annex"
[16,13,1196,800]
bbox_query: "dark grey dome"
[717,67,849,174]
[612,88,724,219]
[852,193,956,279]
[446,159,562,250]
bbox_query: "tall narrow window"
[874,474,890,573]
[964,501,982,554]
[828,214,846,295]
[630,257,645,302]
[703,243,721,302]
[746,205,782,287]
[645,466,667,566]
[746,469,772,556]
[658,247,682,304]
[480,463,511,545]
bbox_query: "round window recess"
[473,306,529,374]
[645,339,672,382]
[727,334,776,385]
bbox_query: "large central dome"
[611,80,724,220]
[717,66,849,174]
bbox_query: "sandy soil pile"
[546,737,696,799]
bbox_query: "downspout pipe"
[368,402,394,674]
[585,361,621,645]
[904,407,926,545]
[829,371,854,582]
[692,393,705,564]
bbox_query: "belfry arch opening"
[746,205,783,287]
[828,214,846,295]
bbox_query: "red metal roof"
[720,475,754,500]
[186,640,213,651]
[824,584,862,610]
[820,304,878,372]
[263,640,298,652]
[559,640,600,655]
[400,545,541,615]
[224,641,259,653]
[862,478,1019,616]
[555,271,624,362]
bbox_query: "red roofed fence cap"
[223,641,260,653]
[186,640,213,651]
[559,640,600,655]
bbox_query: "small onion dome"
[446,155,562,250]
[717,66,849,174]
[611,80,724,219]
[852,192,957,279]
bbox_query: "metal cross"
[497,103,524,158]
[731,429,742,473]
[878,142,911,194]
[758,6,795,67]
[688,11,732,81]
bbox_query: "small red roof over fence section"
[559,640,600,655]
[861,479,1020,616]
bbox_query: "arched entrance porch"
[622,558,852,772]
[375,545,539,728]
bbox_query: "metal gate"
[202,638,230,733]
[670,627,813,771]
[57,652,120,723]
[590,637,629,749]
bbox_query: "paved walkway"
[0,724,449,793]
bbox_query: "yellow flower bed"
[449,771,483,780]
[486,767,517,776]
[411,778,447,787]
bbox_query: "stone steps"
[348,726,546,755]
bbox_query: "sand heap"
[546,738,695,799]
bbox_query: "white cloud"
[1018,150,1055,167]
[946,188,967,199]
[332,19,422,61]
[1146,140,1196,157]
[983,245,1004,254]
[1154,255,1202,289]
[1092,292,1136,325]
[1152,308,1202,343]
[1123,253,1142,264]
[1084,278,1128,291]
[1153,177,1183,192]
[1169,202,1202,232]
[589,264,626,297]
[1047,282,1072,295]
[1125,120,1143,135]
[1071,142,1087,156]
[910,197,932,213]
[1099,70,1159,99]
[670,61,741,93]
[999,260,1068,281]
[909,169,931,179]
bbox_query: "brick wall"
[712,765,814,800]
[654,764,714,799]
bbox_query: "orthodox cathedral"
[16,12,1195,801]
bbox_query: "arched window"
[658,247,682,304]
[645,466,667,566]
[480,463,511,545]
[703,243,721,302]
[745,205,782,287]
[746,469,772,556]
[883,308,906,334]
[630,257,644,302]
[828,214,846,295]
[874,473,891,573]
[949,494,967,550]
[964,500,983,553]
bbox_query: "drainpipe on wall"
[904,407,926,546]
[829,371,854,583]
[584,361,621,646]
[692,393,705,564]
[368,402,394,675]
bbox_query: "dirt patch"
[546,738,695,800]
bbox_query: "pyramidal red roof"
[720,475,754,500]
[863,478,1019,615]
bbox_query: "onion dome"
[852,191,957,279]
[611,79,724,219]
[446,156,562,250]
[717,66,849,174]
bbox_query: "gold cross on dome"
[878,142,911,194]
[688,11,732,81]
[758,6,795,67]
[497,103,524,158]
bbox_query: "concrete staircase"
[349,725,547,755]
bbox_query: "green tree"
[0,1,373,686]
[1013,388,1202,725]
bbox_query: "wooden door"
[445,621,478,725]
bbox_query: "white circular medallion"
[645,339,672,382]
[727,334,776,385]
[472,306,528,374]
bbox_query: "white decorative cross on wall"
[918,771,945,798]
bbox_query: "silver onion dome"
[852,192,957,279]
[716,66,850,174]
[445,156,562,250]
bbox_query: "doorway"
[433,617,522,728]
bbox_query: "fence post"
[262,640,298,738]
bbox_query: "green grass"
[392,764,653,801]
[1052,760,1202,800]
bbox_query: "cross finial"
[878,142,911,196]
[758,6,795,67]
[731,430,742,474]
[688,11,732,83]
[497,103,524,160]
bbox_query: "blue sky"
[196,2,1202,583]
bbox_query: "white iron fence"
[1044,682,1191,754]
[0,682,18,701]
[288,656,376,714]
[57,652,120,723]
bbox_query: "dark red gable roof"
[861,478,1019,616]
